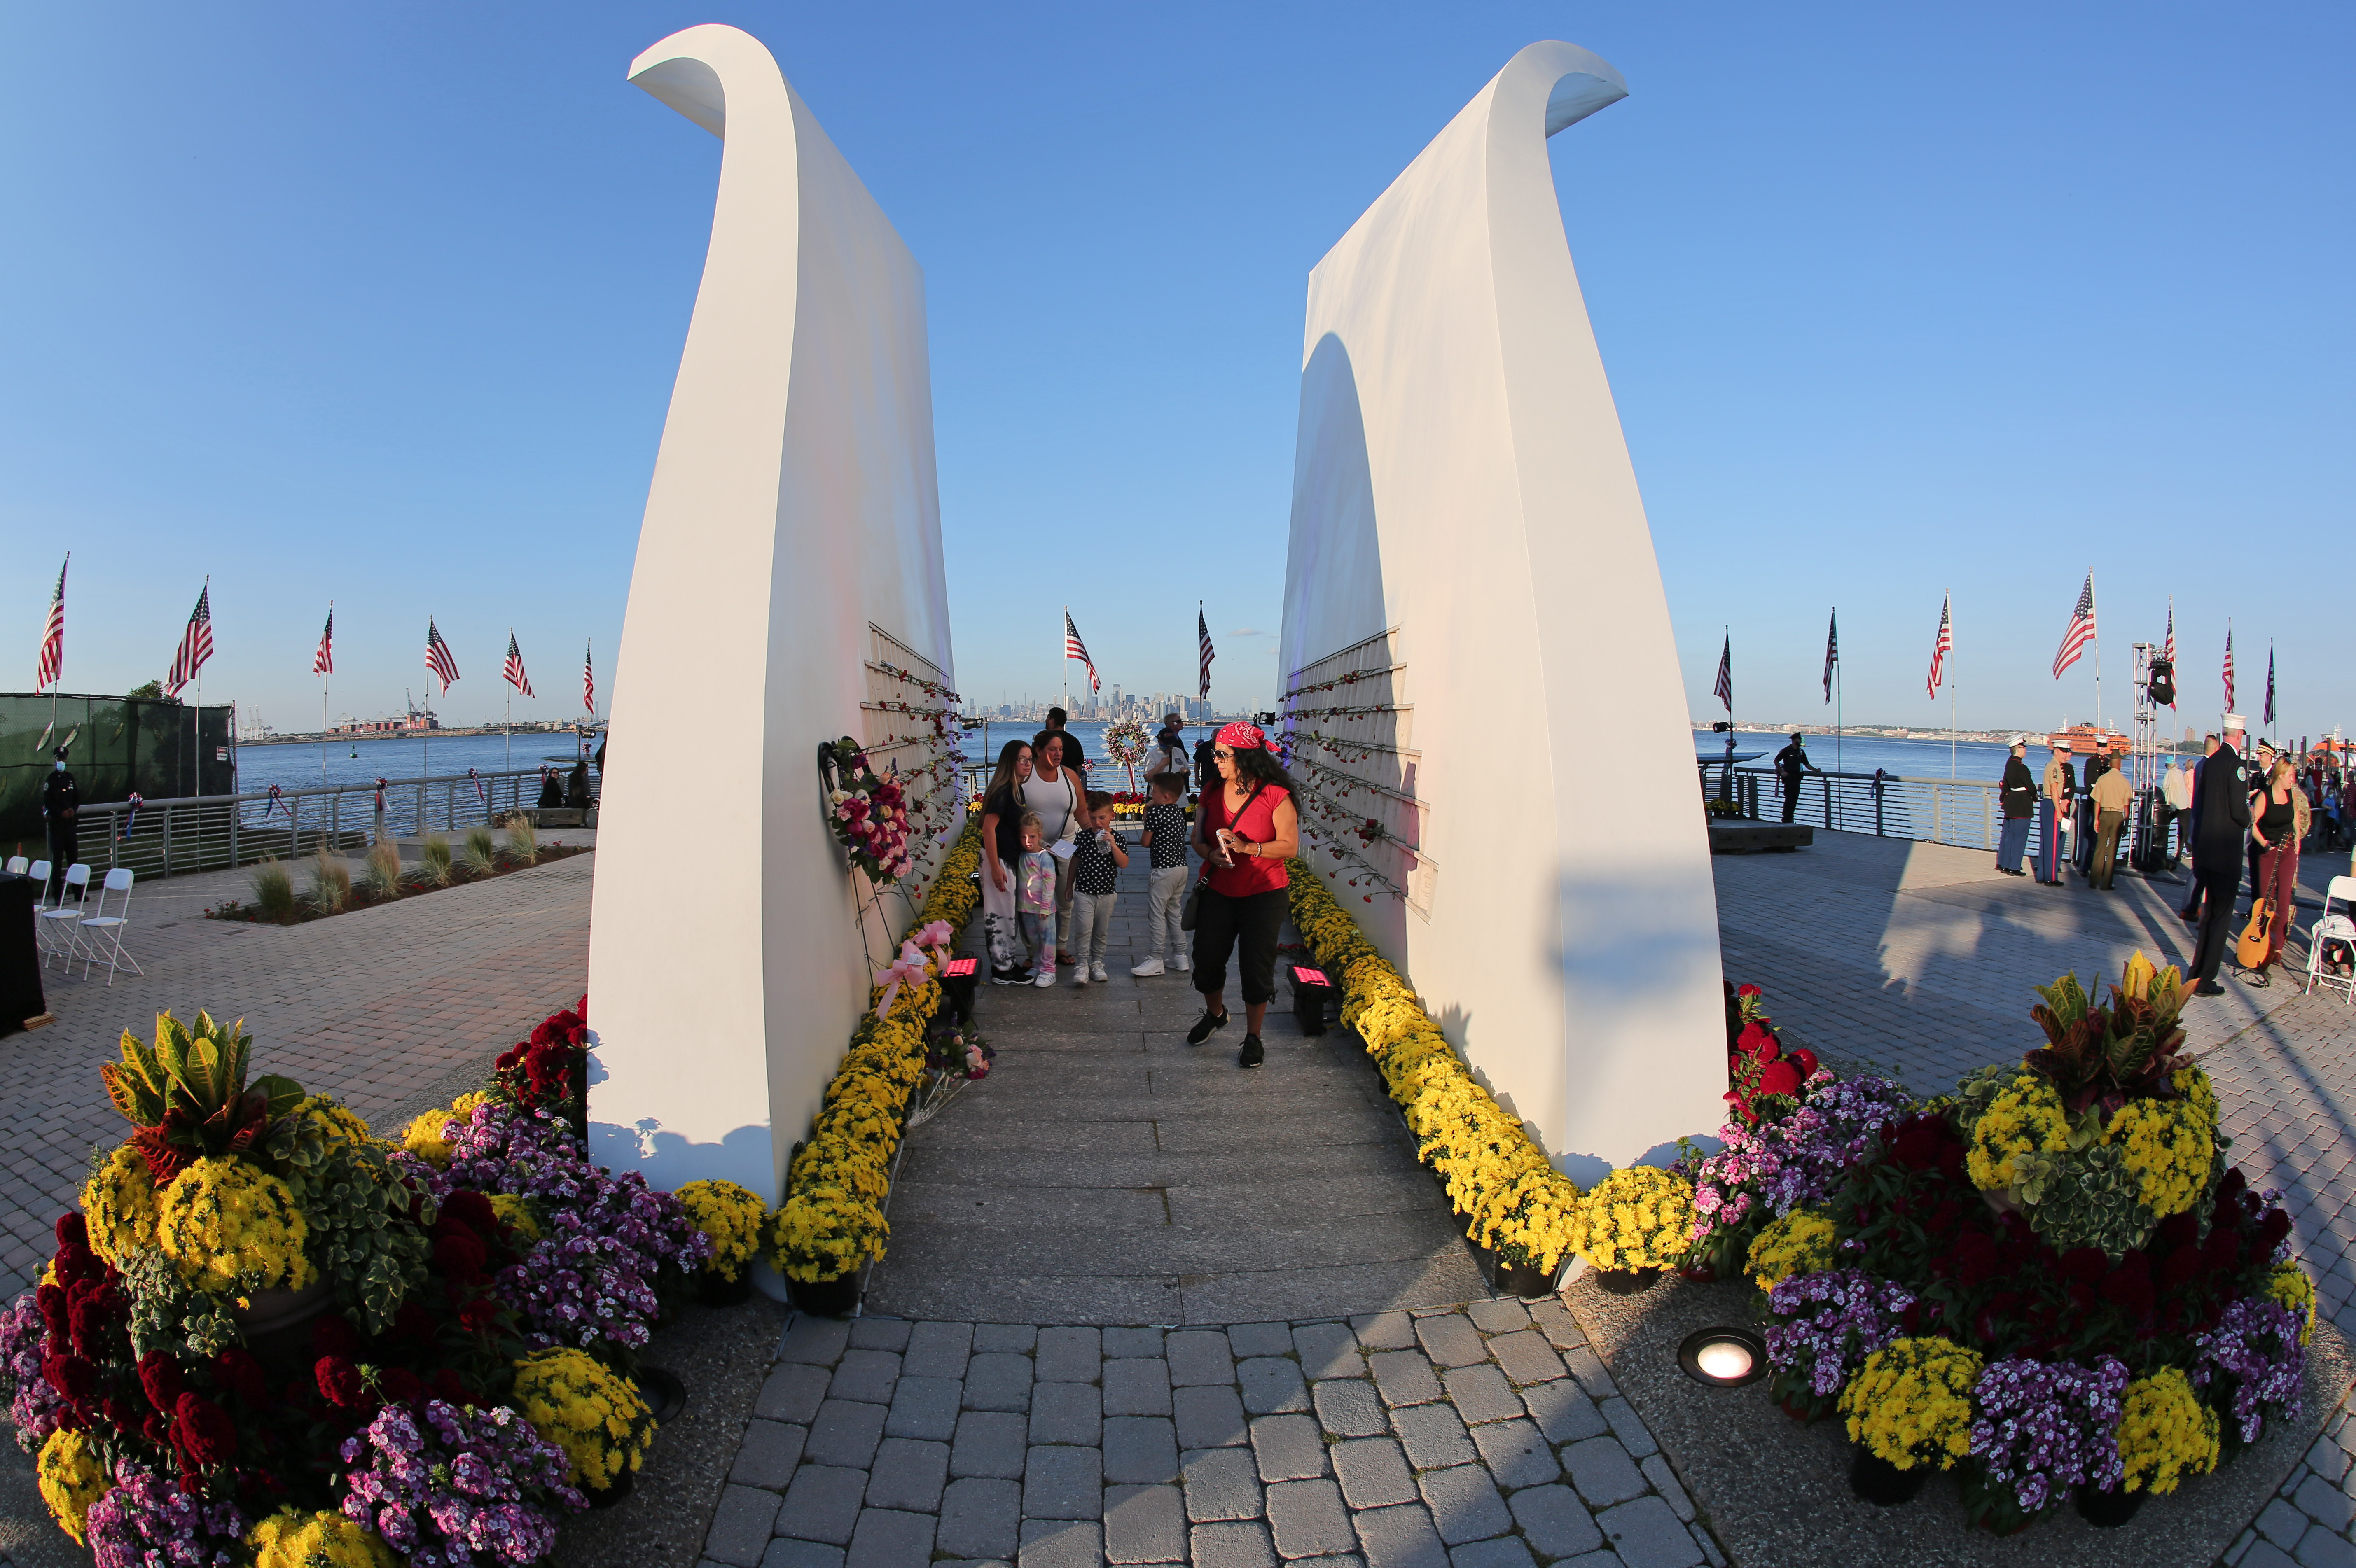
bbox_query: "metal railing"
[1699,763,2187,860]
[48,769,561,882]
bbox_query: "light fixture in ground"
[1678,1327,1767,1387]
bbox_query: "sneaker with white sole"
[1091,961,1108,982]
[1130,956,1166,977]
[1172,954,1191,973]
[1033,968,1056,987]
[1073,970,1090,987]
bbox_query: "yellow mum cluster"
[1840,1337,1984,1471]
[2267,1263,2317,1347]
[293,1094,376,1148]
[1963,1072,2069,1192]
[1577,1167,1697,1274]
[1746,1208,1837,1291]
[1286,866,1585,1272]
[81,1143,161,1267]
[156,1156,314,1296]
[510,1346,655,1490]
[488,1192,541,1241]
[36,1428,107,1545]
[2117,1367,2220,1493]
[771,819,981,1284]
[675,1179,767,1281]
[2101,1093,2212,1219]
[401,1108,456,1167]
[248,1507,402,1568]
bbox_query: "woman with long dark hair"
[1186,722,1302,1068]
[1026,730,1085,966]
[979,739,1036,984]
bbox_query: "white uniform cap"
[2223,714,2247,732]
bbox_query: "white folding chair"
[2304,875,2356,1005]
[75,868,140,985]
[25,861,51,909]
[3,856,25,875]
[38,863,90,970]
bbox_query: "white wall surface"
[586,25,952,1259]
[1279,41,1725,1178]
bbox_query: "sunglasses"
[1213,747,1235,759]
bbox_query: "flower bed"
[206,841,591,925]
[769,818,982,1290]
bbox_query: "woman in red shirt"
[1186,722,1302,1068]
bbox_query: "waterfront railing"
[51,769,563,882]
[1699,763,2184,861]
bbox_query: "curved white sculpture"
[1279,42,1724,1177]
[586,24,953,1269]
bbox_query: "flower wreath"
[820,737,916,884]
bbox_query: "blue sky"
[1,4,2347,741]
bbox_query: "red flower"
[36,1282,68,1340]
[171,1392,238,1469]
[1737,983,1762,999]
[138,1351,187,1412]
[1789,1048,1819,1079]
[311,1314,364,1361]
[433,1231,487,1282]
[458,1297,501,1335]
[1756,1061,1802,1100]
[390,1303,436,1344]
[428,1368,468,1405]
[53,1213,88,1250]
[315,1356,366,1409]
[1736,1022,1778,1060]
[212,1349,269,1407]
[2161,1246,2206,1289]
[494,1046,522,1071]
[44,1352,95,1401]
[1889,1122,1946,1172]
[51,1241,102,1288]
[67,1283,121,1356]
[377,1367,425,1403]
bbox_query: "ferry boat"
[2045,722,2129,753]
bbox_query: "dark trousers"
[2036,801,2066,883]
[2091,810,2126,889]
[2248,838,2266,913]
[2192,862,2243,982]
[1997,815,2031,873]
[1190,885,1288,1007]
[44,820,75,901]
[1779,775,1800,823]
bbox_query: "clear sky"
[1,4,2347,740]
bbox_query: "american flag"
[1198,604,1215,701]
[2223,627,2236,712]
[34,555,65,690]
[1063,609,1100,692]
[164,583,214,698]
[425,618,460,692]
[503,632,534,697]
[582,642,596,714]
[2051,571,2096,679]
[1927,596,1952,698]
[2161,600,2175,708]
[2264,643,2276,728]
[1711,634,1732,714]
[1823,610,1838,703]
[313,606,334,675]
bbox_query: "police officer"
[42,747,79,901]
[1772,732,1818,824]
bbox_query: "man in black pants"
[2190,718,2254,996]
[42,747,79,902]
[1772,733,1817,824]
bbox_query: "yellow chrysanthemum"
[247,1507,402,1568]
[156,1157,313,1295]
[487,1192,541,1241]
[1576,1167,1698,1273]
[2266,1263,2317,1347]
[401,1109,455,1167]
[2101,1096,2212,1218]
[1746,1208,1838,1291]
[294,1095,376,1148]
[37,1428,107,1545]
[675,1179,768,1281]
[2118,1367,2220,1494]
[1839,1337,1984,1470]
[1964,1073,2069,1192]
[511,1347,655,1489]
[82,1143,161,1266]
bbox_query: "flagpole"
[504,628,513,775]
[322,602,331,788]
[1949,589,1957,779]
[2090,571,2101,735]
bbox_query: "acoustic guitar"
[2236,897,2276,971]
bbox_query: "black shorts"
[1190,885,1288,1006]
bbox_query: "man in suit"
[2179,733,2218,922]
[2190,717,2254,995]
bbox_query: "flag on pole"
[1927,596,1953,698]
[2051,571,2097,679]
[582,643,596,714]
[1711,634,1732,714]
[425,618,460,692]
[34,555,66,691]
[2161,601,2175,708]
[2264,644,2276,728]
[1197,604,1215,701]
[312,607,334,675]
[2223,628,2236,712]
[1822,611,1838,703]
[503,633,534,697]
[1064,610,1100,692]
[164,583,214,698]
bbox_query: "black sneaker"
[1238,1035,1264,1069]
[1185,1009,1229,1046]
[2194,980,2227,996]
[990,968,1028,986]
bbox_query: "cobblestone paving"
[0,855,593,1296]
[702,1302,1723,1568]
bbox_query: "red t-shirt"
[1202,784,1290,898]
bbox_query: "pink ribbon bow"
[913,919,955,968]
[873,941,930,1020]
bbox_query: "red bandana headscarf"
[1215,721,1266,751]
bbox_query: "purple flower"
[1764,1269,1915,1397]
[1686,1075,1913,1250]
[86,1466,248,1568]
[1968,1355,2129,1512]
[2195,1298,2306,1444]
[0,1290,65,1453]
[339,1398,583,1566]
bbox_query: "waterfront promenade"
[2,833,2353,1566]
